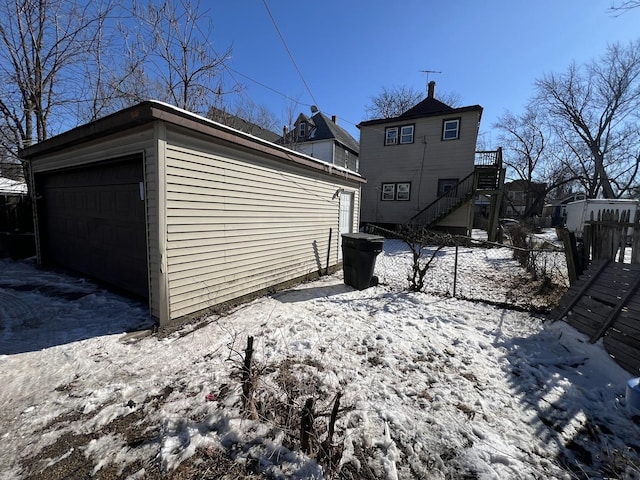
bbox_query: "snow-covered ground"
[1,235,639,479]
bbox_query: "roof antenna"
[419,69,442,83]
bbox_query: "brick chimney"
[428,81,436,99]
[331,115,337,124]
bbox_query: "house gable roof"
[399,96,454,117]
[358,101,483,128]
[310,112,359,154]
[286,111,359,154]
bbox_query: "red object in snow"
[205,393,216,401]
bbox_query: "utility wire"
[261,0,320,108]
[225,67,315,108]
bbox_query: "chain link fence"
[370,225,569,312]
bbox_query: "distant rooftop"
[358,81,482,127]
[207,107,281,143]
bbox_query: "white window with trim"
[400,125,414,144]
[442,118,460,140]
[381,182,410,201]
[385,127,398,145]
[385,124,414,145]
[381,183,396,200]
[299,121,307,140]
[396,182,410,200]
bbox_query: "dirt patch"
[22,386,175,479]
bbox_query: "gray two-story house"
[358,82,503,236]
[281,108,359,172]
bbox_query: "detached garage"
[20,101,364,326]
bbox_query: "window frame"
[299,121,307,140]
[438,178,459,196]
[381,183,396,201]
[381,182,411,201]
[400,125,415,144]
[385,127,398,145]
[442,118,461,141]
[385,124,415,146]
[396,182,411,200]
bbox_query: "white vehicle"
[565,198,639,238]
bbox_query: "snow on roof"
[0,177,27,195]
[147,100,362,178]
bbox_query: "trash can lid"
[341,233,385,242]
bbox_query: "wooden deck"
[555,260,640,374]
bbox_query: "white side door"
[338,191,354,260]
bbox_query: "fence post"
[558,227,579,284]
[633,217,640,264]
[453,244,459,297]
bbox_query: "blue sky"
[209,1,640,143]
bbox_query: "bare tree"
[279,95,304,148]
[495,106,578,217]
[435,90,462,108]
[365,85,422,119]
[365,84,463,120]
[130,0,233,115]
[78,14,159,123]
[609,1,640,13]
[207,98,280,139]
[230,97,280,134]
[0,0,117,155]
[535,39,640,198]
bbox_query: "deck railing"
[475,148,502,168]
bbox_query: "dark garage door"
[38,155,148,298]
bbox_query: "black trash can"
[341,233,384,290]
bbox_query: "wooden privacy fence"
[558,208,640,283]
[555,208,640,375]
[583,208,640,264]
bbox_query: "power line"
[261,0,320,108]
[225,67,314,108]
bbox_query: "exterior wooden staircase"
[408,148,504,235]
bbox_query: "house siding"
[163,127,360,320]
[295,140,333,164]
[359,110,480,225]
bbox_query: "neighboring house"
[358,81,503,236]
[0,176,29,231]
[281,107,359,172]
[207,107,281,143]
[19,101,363,327]
[502,180,547,218]
[0,160,25,182]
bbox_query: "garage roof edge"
[19,101,365,185]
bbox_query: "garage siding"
[22,103,364,327]
[164,130,360,319]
